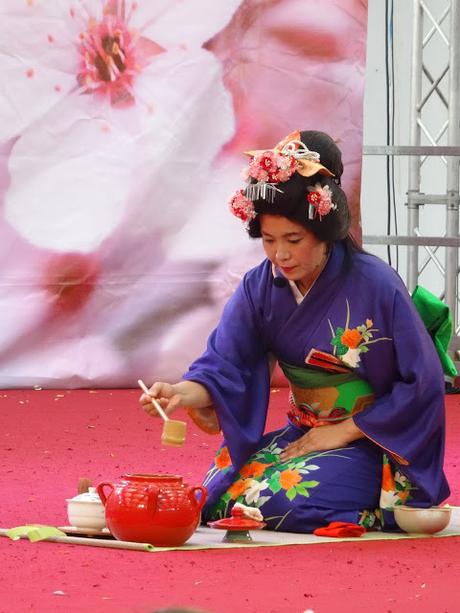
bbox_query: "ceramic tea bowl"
[393,505,451,534]
[66,487,107,530]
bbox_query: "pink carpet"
[1,388,459,613]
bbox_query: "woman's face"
[260,214,328,287]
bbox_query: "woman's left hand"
[280,419,365,461]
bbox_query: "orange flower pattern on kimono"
[215,445,232,470]
[279,469,302,490]
[202,429,338,524]
[203,435,413,531]
[240,461,272,479]
[228,479,251,500]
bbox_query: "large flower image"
[0,0,369,387]
[0,0,241,251]
[0,0,244,385]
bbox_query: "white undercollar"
[271,263,305,304]
[289,280,305,304]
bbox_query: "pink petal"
[133,0,242,49]
[0,55,77,142]
[5,96,138,252]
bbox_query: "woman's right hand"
[139,380,212,417]
[139,382,182,417]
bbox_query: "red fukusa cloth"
[313,522,366,538]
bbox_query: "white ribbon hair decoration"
[280,139,321,162]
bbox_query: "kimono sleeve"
[353,290,450,505]
[182,272,271,469]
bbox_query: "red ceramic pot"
[96,474,207,546]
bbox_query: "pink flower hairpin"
[229,189,256,225]
[246,150,297,184]
[307,184,337,220]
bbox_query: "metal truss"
[363,0,460,362]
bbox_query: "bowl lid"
[67,487,102,503]
[208,517,266,530]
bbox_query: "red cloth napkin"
[313,521,366,538]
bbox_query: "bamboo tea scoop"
[138,379,187,447]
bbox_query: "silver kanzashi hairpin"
[280,140,321,162]
[245,182,284,204]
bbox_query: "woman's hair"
[247,174,350,242]
[300,130,344,181]
[247,130,352,245]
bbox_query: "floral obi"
[280,361,375,429]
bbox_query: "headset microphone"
[273,275,287,288]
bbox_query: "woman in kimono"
[140,130,450,532]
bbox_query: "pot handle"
[187,485,208,511]
[96,482,114,506]
[147,485,159,515]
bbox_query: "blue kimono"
[183,241,450,532]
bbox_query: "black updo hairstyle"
[247,130,354,247]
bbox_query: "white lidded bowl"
[66,487,106,530]
[394,505,451,534]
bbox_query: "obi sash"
[279,361,375,429]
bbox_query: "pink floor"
[1,388,459,613]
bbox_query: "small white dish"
[66,487,106,530]
[394,505,451,534]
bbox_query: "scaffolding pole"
[407,0,423,293]
[363,0,460,371]
[445,0,460,326]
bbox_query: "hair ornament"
[278,139,321,162]
[245,131,334,181]
[245,181,283,204]
[307,184,337,220]
[229,131,337,225]
[229,189,256,226]
[246,149,297,183]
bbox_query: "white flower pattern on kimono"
[395,471,408,486]
[244,479,270,505]
[379,489,403,510]
[341,348,361,368]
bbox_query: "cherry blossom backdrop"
[0,0,368,387]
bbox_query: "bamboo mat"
[2,508,459,553]
[152,507,460,551]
